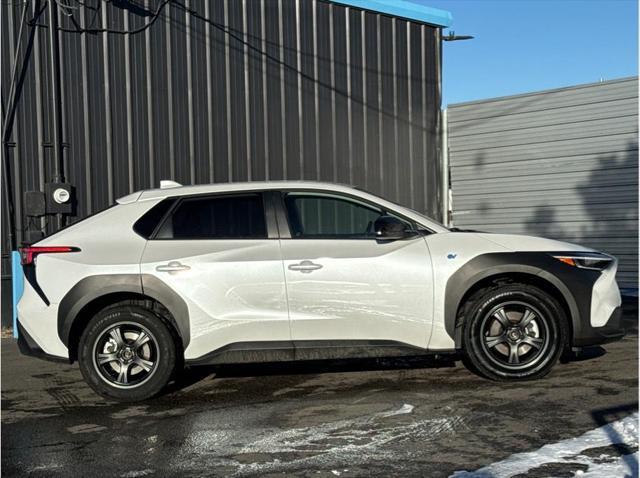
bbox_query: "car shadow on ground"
[164,354,459,395]
[560,346,607,363]
[163,342,616,396]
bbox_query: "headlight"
[551,252,613,271]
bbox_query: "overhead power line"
[28,0,170,35]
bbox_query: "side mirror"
[374,215,411,241]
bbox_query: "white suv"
[17,181,624,401]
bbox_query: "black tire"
[460,283,568,381]
[78,303,178,401]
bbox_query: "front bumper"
[572,306,625,347]
[17,321,69,363]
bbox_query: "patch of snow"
[168,403,464,476]
[26,463,62,473]
[120,470,154,478]
[231,404,462,476]
[451,413,639,478]
[380,403,414,417]
[110,406,149,420]
[66,423,107,434]
[580,452,639,478]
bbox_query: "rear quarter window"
[133,199,176,239]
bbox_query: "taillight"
[19,246,81,265]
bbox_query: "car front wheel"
[461,283,568,381]
[78,303,177,401]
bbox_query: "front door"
[140,192,290,360]
[278,191,434,350]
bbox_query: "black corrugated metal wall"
[2,0,442,238]
[1,0,443,322]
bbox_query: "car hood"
[470,233,595,253]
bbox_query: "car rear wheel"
[461,283,568,381]
[78,303,177,401]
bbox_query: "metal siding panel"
[423,26,440,219]
[242,0,263,181]
[108,10,130,199]
[362,12,379,193]
[449,78,637,121]
[185,0,196,184]
[452,186,638,211]
[144,14,155,188]
[379,14,394,198]
[87,21,109,210]
[449,116,637,152]
[311,0,322,180]
[315,1,334,182]
[451,151,638,181]
[61,19,85,215]
[131,24,151,189]
[395,20,410,207]
[282,0,301,179]
[449,78,639,289]
[264,0,285,180]
[300,0,319,180]
[170,2,190,183]
[409,22,425,212]
[228,0,248,181]
[348,8,364,187]
[449,97,638,137]
[332,4,349,183]
[101,4,114,202]
[203,0,214,183]
[450,133,639,166]
[211,0,231,182]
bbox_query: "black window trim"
[147,191,277,241]
[276,189,428,240]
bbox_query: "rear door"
[277,191,434,350]
[139,192,290,360]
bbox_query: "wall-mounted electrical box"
[24,191,46,217]
[45,182,75,214]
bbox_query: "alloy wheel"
[479,301,551,371]
[92,322,160,389]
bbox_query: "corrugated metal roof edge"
[448,76,639,109]
[329,0,452,27]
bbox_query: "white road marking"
[451,413,639,478]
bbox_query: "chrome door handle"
[156,261,191,273]
[288,260,323,273]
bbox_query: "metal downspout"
[47,0,65,228]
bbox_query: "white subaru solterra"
[17,181,624,401]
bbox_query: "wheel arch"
[445,253,583,349]
[58,274,190,362]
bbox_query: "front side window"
[284,193,405,239]
[156,194,267,240]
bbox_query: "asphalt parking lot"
[2,314,638,477]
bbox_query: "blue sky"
[420,0,639,106]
